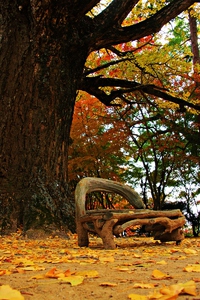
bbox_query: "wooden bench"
[75,177,185,249]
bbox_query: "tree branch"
[80,76,200,111]
[84,57,129,76]
[91,0,196,50]
[70,0,100,17]
[94,0,139,28]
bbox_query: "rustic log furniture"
[75,177,185,249]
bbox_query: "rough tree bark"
[0,0,198,234]
[0,1,88,233]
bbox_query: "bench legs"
[77,218,118,249]
[153,227,184,243]
[77,222,89,247]
[99,219,118,249]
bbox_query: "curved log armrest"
[75,177,145,219]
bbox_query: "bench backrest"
[75,177,145,220]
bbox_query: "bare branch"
[94,0,139,28]
[91,0,196,50]
[80,76,200,111]
[84,57,129,76]
[70,0,100,17]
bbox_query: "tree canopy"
[79,0,200,112]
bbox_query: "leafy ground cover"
[0,233,200,300]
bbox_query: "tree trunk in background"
[188,8,200,159]
[0,1,88,233]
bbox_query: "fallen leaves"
[129,280,197,300]
[184,264,200,272]
[152,270,172,280]
[133,283,157,289]
[0,234,199,300]
[183,248,198,255]
[30,267,99,286]
[99,282,118,287]
[160,280,196,297]
[58,275,85,286]
[0,285,24,300]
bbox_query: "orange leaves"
[45,267,62,278]
[69,91,129,186]
[31,267,99,286]
[99,282,118,287]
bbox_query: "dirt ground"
[0,234,200,300]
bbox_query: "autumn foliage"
[69,4,200,215]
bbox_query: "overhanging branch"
[94,0,139,28]
[80,76,200,111]
[84,57,129,76]
[91,0,196,50]
[70,0,100,18]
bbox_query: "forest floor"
[0,233,200,300]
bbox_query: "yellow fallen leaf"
[148,291,178,300]
[183,248,197,254]
[99,282,117,287]
[133,254,142,258]
[133,283,156,289]
[75,270,99,278]
[58,275,84,286]
[160,284,183,296]
[176,256,186,260]
[116,267,130,271]
[0,284,24,300]
[184,264,200,272]
[148,290,165,299]
[154,281,196,299]
[99,256,115,263]
[152,270,172,280]
[180,280,196,296]
[128,294,148,300]
[156,260,167,265]
[14,258,34,266]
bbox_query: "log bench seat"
[75,177,185,249]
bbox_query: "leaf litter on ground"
[0,234,199,299]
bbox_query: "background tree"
[69,92,127,185]
[177,162,200,236]
[0,0,199,233]
[69,92,129,210]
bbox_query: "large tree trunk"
[0,1,87,233]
